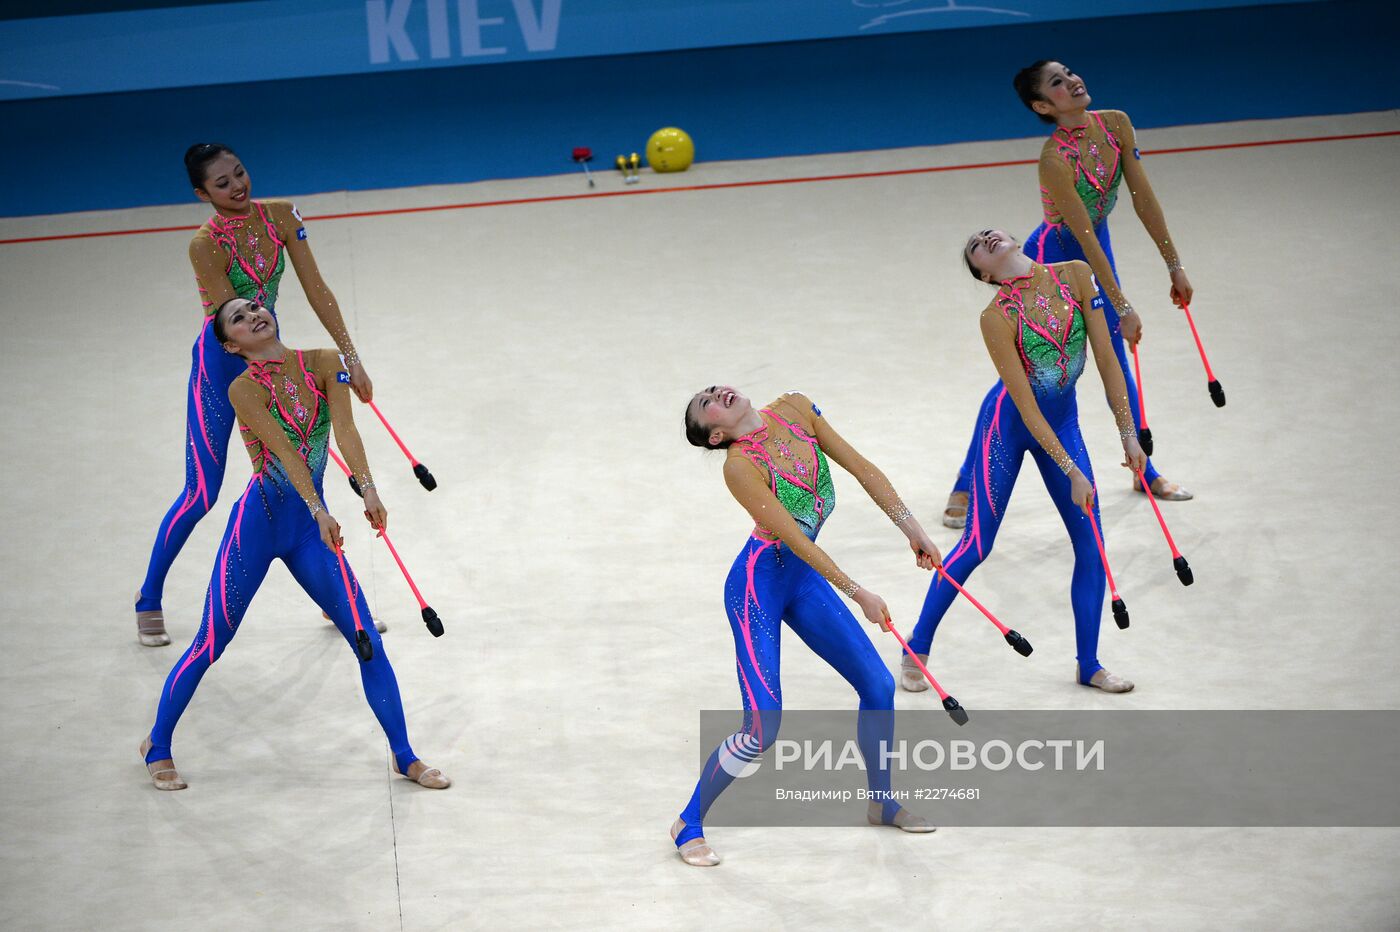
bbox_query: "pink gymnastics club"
[327,448,445,637]
[884,619,968,725]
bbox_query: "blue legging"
[952,220,1160,495]
[136,318,253,612]
[675,536,898,846]
[145,474,419,774]
[913,386,1107,684]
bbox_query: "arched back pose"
[134,144,374,646]
[672,388,943,866]
[908,231,1145,695]
[140,298,446,792]
[943,61,1193,530]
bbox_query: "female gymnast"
[140,297,446,791]
[908,231,1145,695]
[135,143,375,646]
[672,387,942,866]
[943,60,1192,530]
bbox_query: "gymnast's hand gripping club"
[1131,343,1153,456]
[328,447,445,637]
[1179,302,1226,407]
[333,543,374,662]
[1133,467,1193,585]
[366,399,438,491]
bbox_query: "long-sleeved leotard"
[191,201,361,357]
[136,200,362,613]
[1036,110,1180,310]
[722,393,913,597]
[676,393,913,846]
[144,348,419,772]
[913,262,1133,683]
[951,109,1180,494]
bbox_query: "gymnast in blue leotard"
[906,230,1145,697]
[671,387,944,866]
[139,297,446,792]
[134,143,374,647]
[942,61,1195,530]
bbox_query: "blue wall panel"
[2,0,1395,217]
[1,0,1317,100]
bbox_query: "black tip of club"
[1208,380,1226,407]
[413,463,438,491]
[1174,555,1194,586]
[942,696,969,726]
[355,629,374,662]
[1004,629,1033,657]
[1112,598,1130,629]
[348,475,363,498]
[422,606,444,637]
[1138,427,1154,457]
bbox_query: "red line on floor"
[3,129,1396,246]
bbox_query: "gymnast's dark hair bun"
[184,143,237,189]
[1013,60,1058,124]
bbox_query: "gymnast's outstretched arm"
[1106,111,1193,307]
[775,392,940,568]
[267,201,374,402]
[1039,151,1137,323]
[723,455,862,598]
[317,349,386,529]
[1066,262,1146,473]
[189,233,238,311]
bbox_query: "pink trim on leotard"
[297,350,328,401]
[163,320,226,545]
[169,591,217,696]
[164,423,211,546]
[243,353,323,460]
[202,202,287,312]
[997,265,1083,390]
[739,538,779,702]
[1040,111,1122,228]
[191,318,220,465]
[942,386,1008,586]
[734,409,829,541]
[980,388,1007,525]
[708,663,766,779]
[761,408,826,520]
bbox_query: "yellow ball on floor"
[646,127,694,172]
